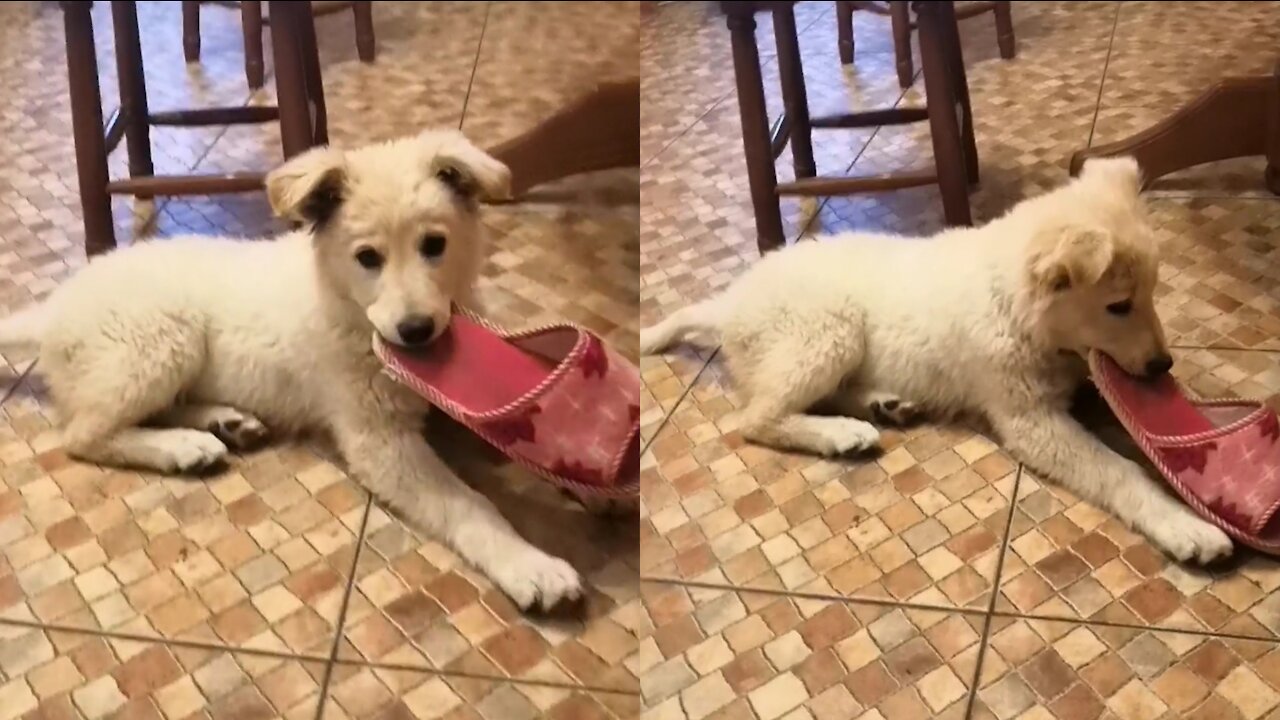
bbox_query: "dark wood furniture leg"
[915,1,971,226]
[241,1,266,90]
[774,6,816,179]
[1069,74,1279,196]
[726,12,785,253]
[938,0,978,184]
[994,0,1015,59]
[890,1,914,88]
[267,1,317,159]
[837,0,854,64]
[182,0,201,62]
[62,2,115,255]
[111,0,153,191]
[353,1,376,62]
[296,3,329,145]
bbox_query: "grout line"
[456,1,493,132]
[313,496,374,720]
[1170,343,1280,354]
[0,615,332,663]
[640,347,719,456]
[328,655,641,696]
[962,463,1024,719]
[1083,3,1122,150]
[0,359,37,407]
[639,576,990,618]
[988,606,1280,647]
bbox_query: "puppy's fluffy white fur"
[642,157,1233,565]
[0,130,583,611]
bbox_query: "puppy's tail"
[640,297,724,354]
[0,302,49,352]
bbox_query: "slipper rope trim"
[1088,353,1280,552]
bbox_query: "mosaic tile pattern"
[0,1,640,716]
[641,360,1020,611]
[324,665,639,719]
[974,616,1280,720]
[0,624,324,720]
[637,583,985,719]
[640,2,1280,718]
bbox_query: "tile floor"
[0,1,638,718]
[639,2,1280,719]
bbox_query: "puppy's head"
[1023,157,1171,378]
[266,130,511,347]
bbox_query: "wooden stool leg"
[241,1,265,90]
[353,1,376,62]
[726,12,784,253]
[915,1,971,227]
[111,1,153,193]
[938,1,978,184]
[994,1,1015,60]
[296,7,328,145]
[837,1,854,64]
[890,1,914,88]
[62,2,115,255]
[1268,61,1280,195]
[774,7,815,179]
[268,1,314,159]
[182,0,201,62]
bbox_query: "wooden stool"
[721,0,978,254]
[182,1,374,90]
[60,1,328,256]
[837,1,1014,89]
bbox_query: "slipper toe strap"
[1151,411,1280,537]
[476,335,641,489]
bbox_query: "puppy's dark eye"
[420,234,447,260]
[354,248,383,270]
[1107,300,1133,316]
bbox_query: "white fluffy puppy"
[0,130,583,611]
[642,157,1233,565]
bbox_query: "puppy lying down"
[0,130,586,611]
[642,157,1233,565]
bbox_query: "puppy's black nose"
[1144,353,1174,378]
[396,317,436,346]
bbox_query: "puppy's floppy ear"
[1080,156,1144,200]
[265,146,346,228]
[426,131,512,202]
[1027,225,1116,295]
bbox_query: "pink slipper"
[1089,349,1280,555]
[373,310,640,499]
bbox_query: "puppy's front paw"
[821,420,881,457]
[493,550,583,612]
[160,431,229,474]
[1152,514,1233,565]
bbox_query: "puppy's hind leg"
[734,312,881,457]
[819,387,924,427]
[49,323,227,474]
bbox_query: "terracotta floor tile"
[0,395,361,654]
[324,665,639,719]
[973,615,1280,720]
[0,623,322,720]
[641,359,1019,610]
[637,582,984,719]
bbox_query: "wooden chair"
[721,0,978,254]
[837,1,1014,88]
[60,1,328,255]
[182,0,374,90]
